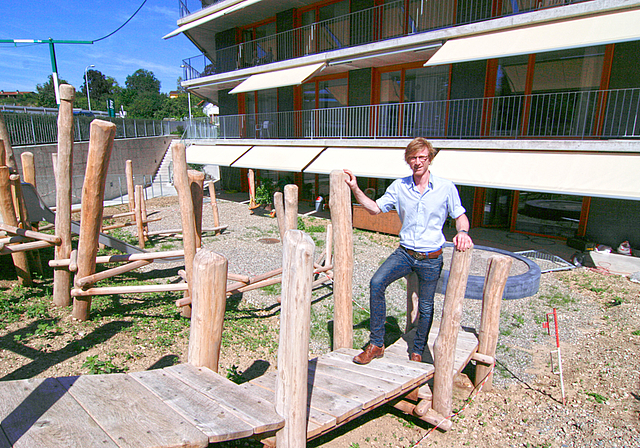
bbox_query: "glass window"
[409,0,455,32]
[319,78,348,109]
[491,55,528,136]
[515,192,583,239]
[405,66,449,137]
[529,47,605,136]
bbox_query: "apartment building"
[166,0,640,247]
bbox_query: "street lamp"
[85,64,95,112]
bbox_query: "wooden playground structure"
[0,85,514,447]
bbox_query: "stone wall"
[13,135,177,206]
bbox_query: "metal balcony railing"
[183,88,640,140]
[182,0,591,80]
[4,112,171,146]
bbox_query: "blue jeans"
[369,247,443,355]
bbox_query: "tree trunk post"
[188,169,205,248]
[405,272,419,333]
[274,191,285,240]
[0,141,6,166]
[329,170,353,350]
[283,184,298,234]
[125,159,135,213]
[171,141,197,318]
[276,229,315,448]
[72,119,116,321]
[188,248,228,372]
[475,255,512,391]
[432,246,473,418]
[53,84,75,307]
[0,112,17,171]
[248,169,257,208]
[20,151,44,276]
[134,185,145,249]
[0,167,32,286]
[208,181,221,235]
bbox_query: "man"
[344,137,473,365]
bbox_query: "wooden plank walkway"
[247,322,478,441]
[0,323,478,447]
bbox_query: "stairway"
[153,146,174,185]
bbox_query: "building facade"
[167,0,640,248]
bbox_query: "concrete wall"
[13,135,177,207]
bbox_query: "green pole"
[0,38,93,106]
[48,38,61,105]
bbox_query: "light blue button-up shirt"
[376,173,466,252]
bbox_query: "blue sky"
[0,0,196,95]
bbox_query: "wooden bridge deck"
[0,324,477,447]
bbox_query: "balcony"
[184,88,640,140]
[181,0,591,81]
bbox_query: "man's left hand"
[453,231,473,251]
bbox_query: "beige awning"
[304,147,412,179]
[231,146,326,172]
[429,150,640,200]
[163,0,261,39]
[185,144,251,166]
[229,63,326,94]
[425,9,640,66]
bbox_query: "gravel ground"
[34,193,639,448]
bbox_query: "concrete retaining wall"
[13,135,177,207]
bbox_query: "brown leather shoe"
[410,352,422,362]
[353,344,384,365]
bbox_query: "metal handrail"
[181,0,590,80]
[4,112,172,146]
[183,88,640,140]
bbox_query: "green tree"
[125,69,161,94]
[35,75,69,108]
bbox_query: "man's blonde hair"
[404,137,437,164]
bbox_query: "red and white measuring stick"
[543,308,566,405]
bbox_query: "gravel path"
[131,195,639,448]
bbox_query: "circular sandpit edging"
[437,243,541,300]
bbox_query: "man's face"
[407,148,431,176]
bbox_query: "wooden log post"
[475,255,512,392]
[125,159,135,213]
[405,272,419,333]
[329,170,353,350]
[53,84,75,307]
[188,170,205,248]
[432,245,473,419]
[72,120,117,321]
[0,167,32,286]
[134,185,145,249]
[275,229,315,448]
[324,222,333,267]
[0,113,18,170]
[19,151,44,276]
[188,248,228,372]
[172,142,197,318]
[283,184,298,234]
[51,153,58,183]
[273,191,285,240]
[20,152,36,187]
[208,181,221,235]
[0,141,5,166]
[248,169,257,208]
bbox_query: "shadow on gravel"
[0,320,133,381]
[496,358,562,404]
